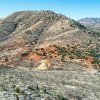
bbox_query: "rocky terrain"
[0,10,100,99]
[78,18,100,32]
[0,65,100,100]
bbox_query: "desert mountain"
[0,11,100,69]
[0,11,100,100]
[78,18,100,32]
[0,19,2,22]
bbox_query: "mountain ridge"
[78,17,100,32]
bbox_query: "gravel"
[0,65,100,100]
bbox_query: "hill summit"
[0,11,100,70]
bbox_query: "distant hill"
[0,18,2,23]
[78,18,100,32]
[0,11,100,70]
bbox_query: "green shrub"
[87,49,99,57]
[14,87,20,93]
[73,50,83,58]
[92,58,100,64]
[21,51,29,57]
[57,94,69,100]
[41,86,47,93]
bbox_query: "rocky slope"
[0,65,100,100]
[0,11,100,70]
[78,18,100,32]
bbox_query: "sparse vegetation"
[0,65,99,100]
[92,57,100,64]
[57,94,69,100]
[21,51,29,57]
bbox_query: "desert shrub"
[57,47,67,55]
[37,52,46,56]
[41,86,47,93]
[13,93,19,100]
[1,84,7,91]
[61,55,65,62]
[41,48,44,50]
[25,30,32,34]
[69,56,74,59]
[66,44,70,47]
[87,49,98,57]
[14,87,20,93]
[5,57,8,62]
[12,85,16,88]
[57,94,69,100]
[73,50,83,58]
[53,45,57,48]
[88,30,100,37]
[35,48,39,51]
[21,51,29,57]
[92,58,100,64]
[61,27,64,30]
[93,32,100,37]
[61,57,64,62]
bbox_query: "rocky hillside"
[78,18,100,32]
[0,11,100,100]
[0,65,100,100]
[0,11,100,70]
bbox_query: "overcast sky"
[0,0,100,20]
